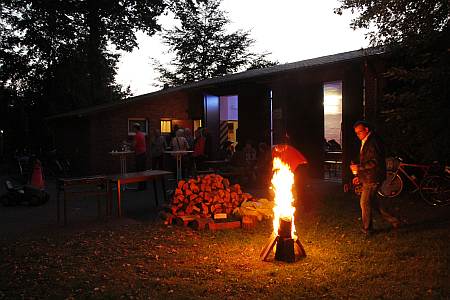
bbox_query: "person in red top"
[272,135,310,212]
[133,123,147,190]
[192,128,206,174]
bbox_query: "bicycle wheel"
[378,171,403,197]
[420,175,450,206]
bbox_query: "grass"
[0,183,449,299]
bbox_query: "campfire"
[260,157,306,262]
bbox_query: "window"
[323,81,342,145]
[160,120,172,134]
[193,119,202,133]
[128,118,148,135]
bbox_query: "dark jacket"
[359,133,386,184]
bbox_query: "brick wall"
[87,91,191,174]
[51,57,385,178]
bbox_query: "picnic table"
[57,170,173,223]
[107,170,172,217]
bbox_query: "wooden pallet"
[208,220,241,231]
[162,211,241,231]
[174,215,200,226]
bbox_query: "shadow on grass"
[396,216,450,233]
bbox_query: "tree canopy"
[154,0,276,87]
[336,0,450,162]
[1,0,165,114]
[0,0,165,151]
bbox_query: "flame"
[271,157,296,238]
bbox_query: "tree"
[154,0,276,87]
[1,0,166,113]
[0,0,165,151]
[336,0,450,162]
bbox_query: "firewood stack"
[171,174,253,217]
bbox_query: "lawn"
[0,182,449,299]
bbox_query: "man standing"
[350,121,400,235]
[133,123,147,190]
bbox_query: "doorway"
[219,95,238,147]
[204,94,239,159]
[323,81,343,180]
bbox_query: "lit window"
[193,119,202,132]
[160,120,172,133]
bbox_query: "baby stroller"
[0,179,49,206]
[1,159,50,206]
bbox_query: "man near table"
[133,123,147,190]
[351,121,400,235]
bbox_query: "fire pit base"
[260,233,306,262]
[275,237,295,262]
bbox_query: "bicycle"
[378,157,450,207]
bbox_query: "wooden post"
[153,179,159,207]
[117,180,121,217]
[260,233,278,261]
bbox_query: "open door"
[323,81,343,181]
[204,94,220,159]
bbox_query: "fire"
[271,157,296,238]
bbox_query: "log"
[169,174,254,219]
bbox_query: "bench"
[56,176,110,225]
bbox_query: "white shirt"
[360,132,371,153]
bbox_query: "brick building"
[47,48,386,179]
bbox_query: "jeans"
[360,182,399,230]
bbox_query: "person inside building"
[184,128,194,150]
[350,120,400,235]
[170,128,189,151]
[218,141,234,161]
[170,124,180,140]
[243,140,257,166]
[192,128,206,174]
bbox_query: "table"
[164,150,193,181]
[109,151,134,174]
[107,170,172,217]
[56,176,110,225]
